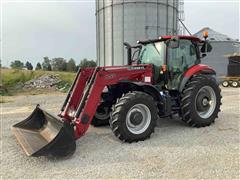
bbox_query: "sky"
[1,0,239,67]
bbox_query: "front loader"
[12,34,222,157]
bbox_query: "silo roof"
[194,27,238,42]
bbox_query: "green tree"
[79,58,97,68]
[25,61,33,70]
[42,57,52,71]
[51,57,67,71]
[35,62,42,70]
[10,60,24,69]
[66,58,77,72]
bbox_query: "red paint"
[161,35,202,42]
[184,64,216,78]
[60,68,94,120]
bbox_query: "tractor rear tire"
[181,75,221,127]
[110,91,158,143]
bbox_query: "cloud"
[2,1,96,67]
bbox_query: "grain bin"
[195,27,240,76]
[96,0,181,66]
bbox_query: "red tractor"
[12,34,222,157]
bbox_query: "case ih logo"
[128,66,145,70]
[105,73,116,79]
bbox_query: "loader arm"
[60,68,94,120]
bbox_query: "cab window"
[139,42,165,67]
[168,39,197,71]
[167,39,198,89]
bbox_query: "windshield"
[139,42,165,67]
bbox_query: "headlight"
[67,109,76,117]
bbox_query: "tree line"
[10,57,97,72]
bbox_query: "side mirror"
[167,37,179,49]
[124,42,142,65]
[124,42,132,65]
[201,41,212,53]
[132,49,141,62]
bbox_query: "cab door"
[167,39,199,90]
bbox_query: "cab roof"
[138,35,202,45]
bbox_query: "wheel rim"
[222,81,228,87]
[232,81,238,87]
[195,86,217,119]
[126,104,151,135]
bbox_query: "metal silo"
[96,0,181,66]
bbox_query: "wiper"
[139,48,146,59]
[153,43,161,55]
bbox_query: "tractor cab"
[129,35,212,90]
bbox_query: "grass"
[0,68,75,95]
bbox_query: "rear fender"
[179,64,216,92]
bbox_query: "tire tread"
[110,91,158,143]
[181,75,222,127]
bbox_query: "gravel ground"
[1,88,239,179]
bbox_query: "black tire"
[231,81,239,88]
[91,117,109,127]
[110,91,158,143]
[222,80,229,87]
[91,104,110,127]
[181,75,222,127]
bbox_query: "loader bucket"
[12,106,76,157]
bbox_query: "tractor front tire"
[110,91,158,143]
[91,104,110,127]
[181,75,221,127]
